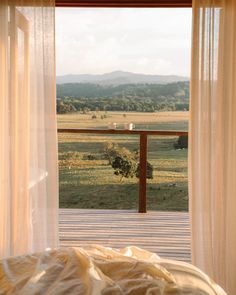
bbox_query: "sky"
[56,8,192,77]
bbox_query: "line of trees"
[56,82,189,114]
[57,98,189,114]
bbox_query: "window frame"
[56,0,192,8]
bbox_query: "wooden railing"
[58,128,188,213]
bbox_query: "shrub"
[174,135,188,149]
[84,154,97,160]
[136,161,153,179]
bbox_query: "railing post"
[139,133,147,213]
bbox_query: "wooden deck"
[59,209,191,262]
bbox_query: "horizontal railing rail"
[58,128,188,136]
[58,128,188,213]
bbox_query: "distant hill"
[56,81,189,100]
[56,70,189,85]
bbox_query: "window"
[56,6,191,212]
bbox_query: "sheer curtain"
[0,0,58,257]
[190,0,236,293]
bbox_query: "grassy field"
[58,111,189,211]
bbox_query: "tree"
[136,162,153,179]
[57,101,76,114]
[103,142,154,181]
[174,135,188,149]
[103,142,120,164]
[82,107,90,114]
[112,154,137,182]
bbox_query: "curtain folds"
[190,0,236,293]
[0,0,58,257]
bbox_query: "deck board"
[59,209,191,262]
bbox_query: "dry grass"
[57,111,189,129]
[58,111,189,211]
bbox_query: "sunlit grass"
[58,111,188,211]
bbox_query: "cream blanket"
[0,245,226,295]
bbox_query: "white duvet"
[0,245,226,295]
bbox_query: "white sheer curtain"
[0,0,58,257]
[190,0,236,293]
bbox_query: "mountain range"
[56,71,189,85]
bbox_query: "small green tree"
[112,154,138,182]
[103,142,154,181]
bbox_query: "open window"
[56,1,192,261]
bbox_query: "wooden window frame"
[56,0,192,8]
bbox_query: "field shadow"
[59,183,139,210]
[59,181,188,212]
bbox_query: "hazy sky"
[56,8,192,77]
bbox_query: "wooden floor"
[59,209,191,262]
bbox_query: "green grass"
[58,111,188,211]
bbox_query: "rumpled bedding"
[0,245,227,295]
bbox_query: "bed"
[0,245,226,294]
